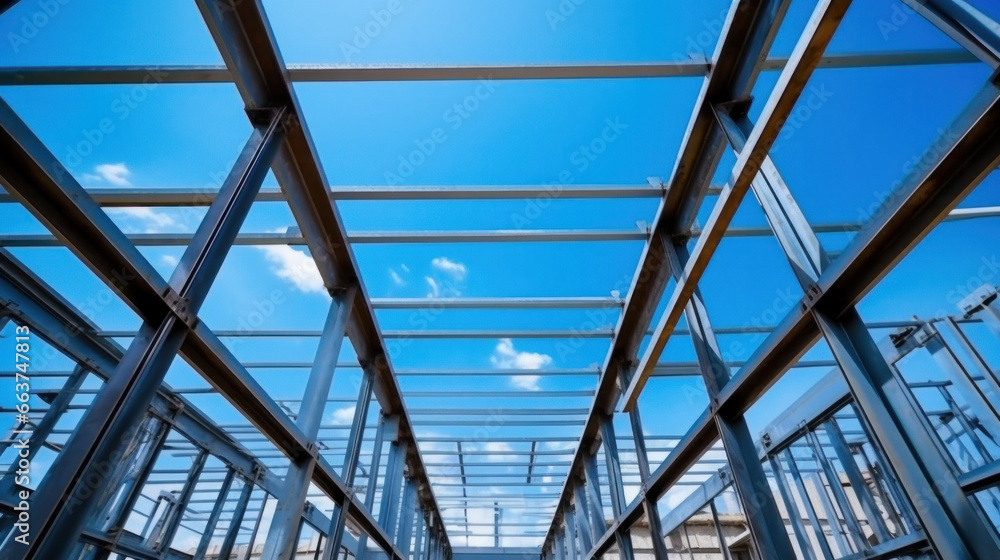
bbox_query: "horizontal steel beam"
[371,297,624,309]
[90,318,972,341]
[0,49,978,86]
[0,230,648,245]
[0,185,666,204]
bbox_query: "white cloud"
[259,245,327,295]
[400,263,410,273]
[483,441,520,463]
[93,162,132,186]
[511,374,542,391]
[490,339,552,391]
[106,207,177,233]
[330,405,356,425]
[389,268,406,286]
[491,338,552,370]
[425,276,440,298]
[161,254,179,267]
[431,256,467,280]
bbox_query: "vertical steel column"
[238,492,269,560]
[217,478,256,560]
[193,468,237,559]
[601,417,636,559]
[379,436,411,540]
[429,526,440,560]
[494,501,500,548]
[708,500,734,560]
[817,309,1000,559]
[782,450,835,560]
[263,286,357,560]
[396,477,417,553]
[564,507,578,559]
[413,510,426,560]
[663,234,798,560]
[555,529,566,560]
[0,363,88,489]
[805,469,853,557]
[924,323,1000,424]
[618,363,671,560]
[322,361,376,560]
[768,453,816,560]
[718,99,1000,558]
[823,420,892,543]
[582,453,606,542]
[156,450,209,552]
[0,104,285,560]
[942,317,1000,406]
[573,486,594,553]
[804,430,867,553]
[357,413,393,560]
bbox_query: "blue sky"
[1,0,999,548]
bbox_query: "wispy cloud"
[259,245,326,296]
[83,162,132,186]
[106,207,177,233]
[490,338,552,391]
[431,256,467,280]
[425,276,440,298]
[329,405,356,425]
[390,268,407,286]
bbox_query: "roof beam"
[540,0,798,551]
[0,49,978,86]
[192,0,449,546]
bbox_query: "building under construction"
[1,0,999,559]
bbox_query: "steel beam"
[0,229,649,245]
[902,0,1000,67]
[192,0,448,540]
[323,363,377,560]
[262,290,354,560]
[0,50,981,86]
[600,419,635,560]
[622,0,855,409]
[0,185,664,205]
[718,62,1000,558]
[193,468,237,560]
[0,102,284,560]
[541,0,798,549]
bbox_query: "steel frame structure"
[0,0,997,559]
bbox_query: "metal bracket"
[718,466,730,483]
[165,394,186,418]
[717,96,754,119]
[802,283,823,311]
[161,287,196,327]
[245,106,281,128]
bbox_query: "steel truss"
[0,0,997,559]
